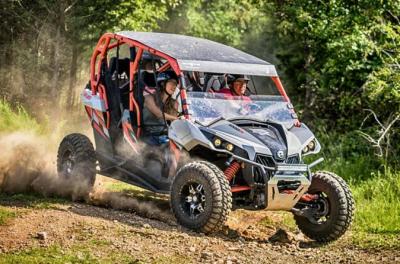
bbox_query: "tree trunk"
[51,25,61,99]
[66,43,78,110]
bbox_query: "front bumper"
[212,148,324,210]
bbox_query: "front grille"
[256,154,300,166]
[286,154,300,164]
[254,155,275,184]
[253,154,301,184]
[255,154,275,167]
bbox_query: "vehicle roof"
[117,31,277,76]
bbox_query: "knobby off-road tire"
[294,171,355,242]
[57,133,97,193]
[170,161,232,233]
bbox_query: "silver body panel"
[169,118,321,210]
[81,89,107,112]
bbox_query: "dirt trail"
[0,132,398,262]
[1,189,398,263]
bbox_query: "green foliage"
[0,0,175,110]
[163,0,264,47]
[309,128,379,183]
[0,100,42,133]
[263,0,400,168]
[352,170,400,234]
[268,0,400,124]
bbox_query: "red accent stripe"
[122,121,138,153]
[169,141,181,162]
[92,121,107,140]
[85,106,92,119]
[231,186,251,192]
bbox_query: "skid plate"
[265,173,310,210]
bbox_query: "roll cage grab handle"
[89,33,300,127]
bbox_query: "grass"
[0,193,68,210]
[350,170,400,249]
[0,100,43,134]
[0,242,188,264]
[102,180,143,193]
[0,206,18,225]
[0,245,102,264]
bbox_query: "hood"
[204,119,320,161]
[204,120,288,160]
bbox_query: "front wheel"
[170,161,232,233]
[294,171,354,242]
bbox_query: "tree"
[162,0,264,48]
[266,0,400,128]
[0,0,175,111]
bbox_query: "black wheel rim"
[61,150,75,178]
[180,182,206,219]
[308,192,330,225]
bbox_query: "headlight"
[302,145,309,154]
[214,138,222,147]
[213,137,234,152]
[302,140,317,154]
[307,140,316,151]
[225,143,234,152]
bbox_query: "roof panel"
[117,32,269,64]
[117,31,277,76]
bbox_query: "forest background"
[0,0,399,248]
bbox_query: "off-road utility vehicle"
[58,32,354,242]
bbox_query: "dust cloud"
[0,132,92,200]
[89,189,173,224]
[0,132,172,223]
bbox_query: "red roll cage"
[89,32,299,139]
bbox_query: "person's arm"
[144,95,177,121]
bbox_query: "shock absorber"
[224,161,241,182]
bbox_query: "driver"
[218,74,251,100]
[142,71,179,145]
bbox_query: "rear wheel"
[57,133,96,196]
[294,171,354,242]
[170,161,231,233]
